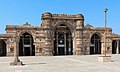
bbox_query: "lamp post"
[10,27,23,66]
[98,8,111,63]
[104,8,108,56]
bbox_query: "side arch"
[0,40,6,56]
[18,31,35,43]
[19,32,35,56]
[90,33,101,54]
[90,32,102,39]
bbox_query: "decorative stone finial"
[23,22,31,26]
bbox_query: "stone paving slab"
[0,54,120,72]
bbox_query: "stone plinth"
[10,61,23,66]
[98,56,111,63]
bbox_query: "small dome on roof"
[42,12,52,17]
[23,22,31,26]
[85,24,93,29]
[76,14,84,19]
[44,12,51,14]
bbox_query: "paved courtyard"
[0,54,120,72]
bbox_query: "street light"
[104,8,108,56]
[98,8,111,63]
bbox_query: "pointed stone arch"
[54,21,75,37]
[53,22,73,55]
[54,21,74,32]
[18,31,35,43]
[19,32,35,56]
[90,32,102,39]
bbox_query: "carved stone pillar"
[56,32,58,55]
[73,37,76,55]
[116,41,119,54]
[68,33,71,55]
[64,32,66,55]
[22,35,24,56]
[44,30,52,56]
[30,35,32,56]
[42,16,52,56]
[75,20,84,55]
[75,32,83,55]
[51,31,54,55]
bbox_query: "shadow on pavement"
[24,63,47,65]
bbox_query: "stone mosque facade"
[0,12,120,56]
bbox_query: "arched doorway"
[19,33,35,56]
[0,40,6,56]
[54,24,73,55]
[90,33,101,54]
[112,40,117,54]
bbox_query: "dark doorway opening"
[90,33,101,54]
[58,47,64,55]
[112,40,117,54]
[54,24,73,56]
[19,33,35,56]
[0,40,6,56]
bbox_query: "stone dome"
[85,24,93,29]
[42,12,52,17]
[23,22,31,26]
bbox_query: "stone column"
[45,30,52,56]
[56,32,58,55]
[68,33,71,55]
[22,35,24,56]
[75,20,84,55]
[10,29,23,65]
[30,36,32,56]
[42,17,52,56]
[76,35,83,55]
[16,38,19,60]
[116,41,119,54]
[52,36,54,55]
[101,38,104,55]
[73,37,76,55]
[94,37,96,53]
[64,32,66,55]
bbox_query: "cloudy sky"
[0,0,119,34]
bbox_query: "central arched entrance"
[90,33,101,54]
[0,40,6,56]
[19,33,35,56]
[54,24,73,55]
